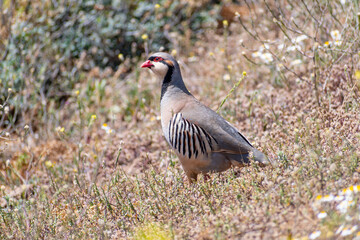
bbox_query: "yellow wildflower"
[141,34,148,40]
[75,90,80,96]
[242,71,247,76]
[56,126,65,132]
[155,4,160,9]
[355,70,360,80]
[45,161,54,168]
[223,20,228,27]
[91,114,97,120]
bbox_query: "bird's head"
[140,52,177,79]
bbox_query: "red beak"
[140,60,154,68]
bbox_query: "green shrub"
[0,0,216,129]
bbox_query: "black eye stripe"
[148,56,163,62]
[147,56,174,68]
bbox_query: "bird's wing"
[180,100,255,155]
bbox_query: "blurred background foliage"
[0,0,216,130]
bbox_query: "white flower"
[276,63,284,70]
[286,45,301,52]
[336,200,354,213]
[336,225,344,234]
[322,194,335,202]
[294,35,308,43]
[188,56,198,62]
[290,59,302,66]
[340,186,355,197]
[340,0,346,5]
[258,45,266,52]
[259,52,273,64]
[101,123,113,134]
[252,51,261,58]
[317,211,327,219]
[263,43,270,50]
[251,45,273,64]
[334,40,342,46]
[223,74,231,81]
[309,230,321,239]
[330,30,341,41]
[340,226,358,237]
[334,195,344,201]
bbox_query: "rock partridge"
[141,52,270,182]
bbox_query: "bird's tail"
[252,149,272,166]
[225,149,272,167]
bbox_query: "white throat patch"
[150,62,169,79]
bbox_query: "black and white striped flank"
[168,113,218,159]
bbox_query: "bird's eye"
[154,57,163,62]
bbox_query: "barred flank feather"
[168,113,217,158]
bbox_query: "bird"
[141,52,270,182]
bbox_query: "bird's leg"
[186,172,198,183]
[203,174,211,182]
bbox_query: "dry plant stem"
[223,22,229,62]
[344,66,360,102]
[0,94,11,128]
[274,19,291,42]
[217,74,245,113]
[114,143,123,167]
[238,3,310,84]
[313,46,321,107]
[300,0,322,27]
[144,40,149,57]
[323,35,360,91]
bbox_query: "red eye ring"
[154,57,163,62]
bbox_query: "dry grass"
[1,0,360,239]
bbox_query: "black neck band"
[160,67,174,100]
